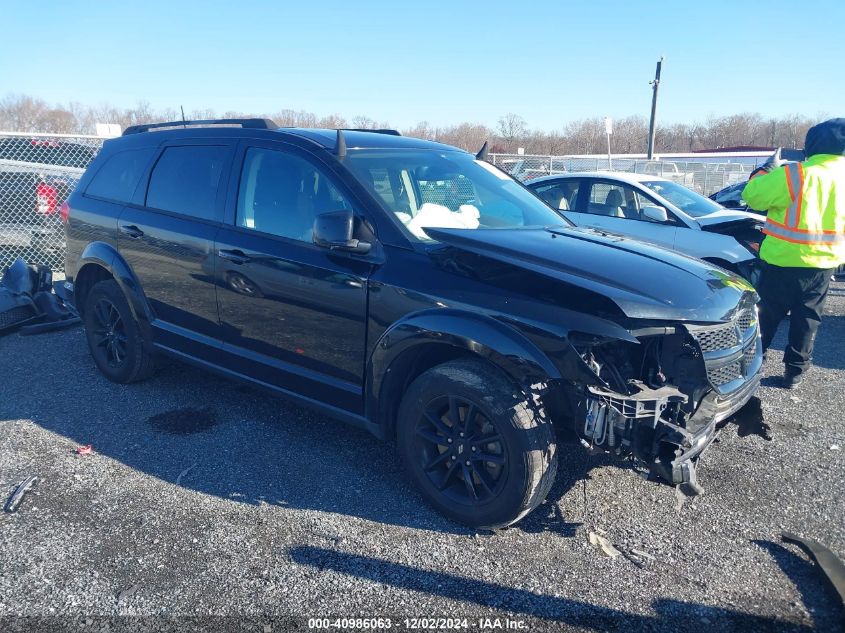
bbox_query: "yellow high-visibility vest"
[742,154,845,268]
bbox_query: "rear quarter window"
[85,148,156,204]
[145,145,229,221]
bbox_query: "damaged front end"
[569,298,762,494]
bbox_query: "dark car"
[709,180,751,212]
[63,119,762,528]
[0,137,96,260]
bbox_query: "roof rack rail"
[341,128,401,136]
[122,118,278,136]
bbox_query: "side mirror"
[641,205,669,223]
[313,210,371,254]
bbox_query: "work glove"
[749,148,785,179]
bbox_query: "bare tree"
[0,92,822,154]
[497,113,527,148]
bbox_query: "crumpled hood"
[695,208,763,227]
[425,226,755,322]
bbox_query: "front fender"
[76,241,153,326]
[366,309,561,426]
[683,231,755,265]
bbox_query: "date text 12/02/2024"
[307,617,529,630]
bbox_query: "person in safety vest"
[742,118,845,388]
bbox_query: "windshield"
[641,180,726,218]
[345,150,570,241]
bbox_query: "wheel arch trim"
[75,241,153,326]
[365,309,562,431]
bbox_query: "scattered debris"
[782,532,845,607]
[618,547,647,569]
[175,463,196,486]
[674,486,689,512]
[789,395,802,403]
[117,584,140,603]
[76,444,94,456]
[588,531,621,558]
[630,548,656,561]
[4,475,38,513]
[0,258,79,337]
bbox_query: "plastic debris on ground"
[0,258,80,336]
[588,531,622,558]
[4,475,38,513]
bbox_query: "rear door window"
[145,146,229,221]
[532,180,580,211]
[85,148,155,204]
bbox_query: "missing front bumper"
[581,367,761,491]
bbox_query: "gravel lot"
[1,283,843,632]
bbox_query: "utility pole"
[646,56,664,160]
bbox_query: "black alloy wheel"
[415,395,508,505]
[397,358,557,529]
[83,279,155,384]
[90,297,128,368]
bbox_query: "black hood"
[805,118,845,157]
[425,226,756,323]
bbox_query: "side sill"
[152,343,385,440]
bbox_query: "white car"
[527,172,763,281]
[628,160,696,189]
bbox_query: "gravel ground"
[1,283,843,633]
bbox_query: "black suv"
[64,119,762,528]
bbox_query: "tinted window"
[85,148,155,203]
[236,147,351,242]
[146,146,228,220]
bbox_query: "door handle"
[218,249,250,265]
[119,224,144,239]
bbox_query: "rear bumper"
[0,220,64,249]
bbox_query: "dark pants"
[756,263,834,376]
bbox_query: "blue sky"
[2,0,843,130]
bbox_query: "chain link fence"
[489,153,767,197]
[0,133,103,274]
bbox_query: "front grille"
[0,304,36,328]
[688,305,760,392]
[737,310,755,332]
[693,322,738,352]
[707,361,743,386]
[743,344,757,367]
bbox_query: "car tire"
[83,279,155,384]
[397,358,557,529]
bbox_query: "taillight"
[60,200,71,224]
[36,183,58,215]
